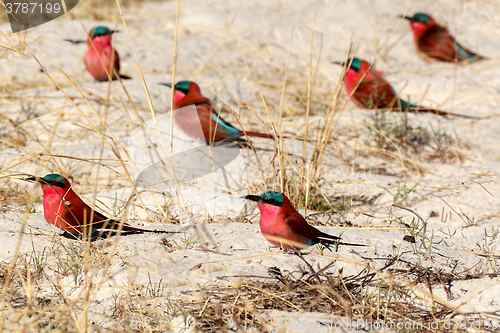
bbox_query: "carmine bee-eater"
[160,81,279,144]
[402,13,485,63]
[26,174,165,240]
[333,58,477,118]
[65,26,131,81]
[243,191,364,250]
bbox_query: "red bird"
[403,13,485,63]
[243,191,364,250]
[66,26,130,81]
[27,174,163,239]
[161,81,277,144]
[334,57,477,118]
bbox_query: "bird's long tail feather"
[404,106,481,119]
[318,238,366,247]
[238,130,281,139]
[397,100,481,119]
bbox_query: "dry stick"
[305,39,323,211]
[431,194,470,226]
[304,14,319,210]
[306,260,336,284]
[170,0,181,147]
[197,0,244,77]
[112,3,180,223]
[231,105,267,188]
[470,179,493,197]
[277,27,294,193]
[310,39,358,177]
[293,248,321,284]
[0,31,22,55]
[392,204,429,253]
[163,0,190,221]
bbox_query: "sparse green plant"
[146,275,166,298]
[460,208,476,226]
[25,195,39,214]
[486,227,499,238]
[365,111,428,153]
[439,228,457,238]
[172,232,199,249]
[54,243,87,285]
[381,180,419,205]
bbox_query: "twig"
[392,204,429,253]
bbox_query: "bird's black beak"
[25,176,48,184]
[159,83,172,88]
[332,61,345,66]
[400,15,411,20]
[110,30,119,34]
[241,195,262,203]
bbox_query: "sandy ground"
[1,0,500,331]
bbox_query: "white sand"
[1,0,500,330]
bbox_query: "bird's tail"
[114,224,172,234]
[312,227,366,248]
[97,74,132,82]
[397,99,481,119]
[95,214,170,234]
[318,238,366,247]
[238,130,295,139]
[454,41,487,62]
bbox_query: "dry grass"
[0,0,498,331]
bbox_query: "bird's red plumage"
[84,35,120,81]
[40,177,147,233]
[171,82,274,142]
[407,15,484,63]
[344,60,398,109]
[257,193,322,248]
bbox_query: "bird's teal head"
[159,80,202,104]
[159,80,192,93]
[243,191,283,207]
[26,173,67,189]
[89,26,116,40]
[174,81,193,95]
[408,13,431,24]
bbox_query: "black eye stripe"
[48,180,65,188]
[264,198,283,207]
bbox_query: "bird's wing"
[309,225,341,241]
[210,112,240,135]
[284,212,318,241]
[418,26,458,62]
[92,209,150,232]
[353,76,398,109]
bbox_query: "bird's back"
[417,25,459,62]
[348,72,398,109]
[174,102,240,142]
